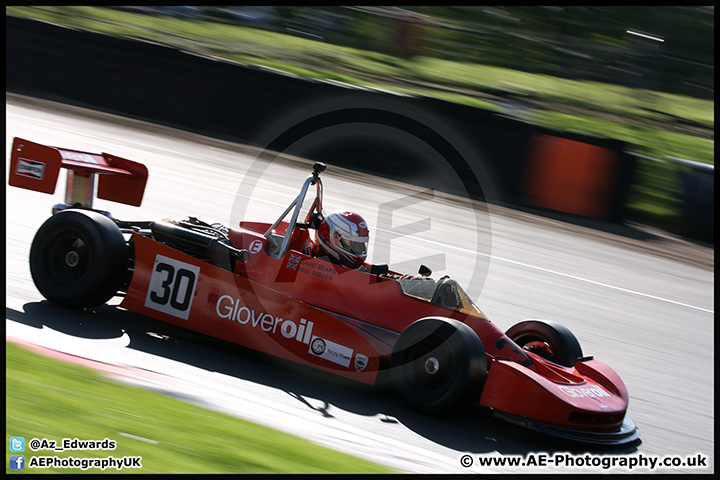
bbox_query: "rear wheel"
[505,320,583,367]
[391,317,487,414]
[30,209,128,309]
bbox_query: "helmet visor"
[341,237,368,256]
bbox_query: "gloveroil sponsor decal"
[15,158,46,180]
[212,282,368,370]
[215,295,315,345]
[308,336,353,367]
[144,255,201,320]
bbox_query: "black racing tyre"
[29,209,129,309]
[505,319,583,367]
[391,317,487,414]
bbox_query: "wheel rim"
[506,320,583,368]
[403,334,456,396]
[424,357,440,375]
[45,229,91,286]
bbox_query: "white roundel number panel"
[144,254,201,320]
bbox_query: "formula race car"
[9,137,639,445]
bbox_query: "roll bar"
[263,162,325,259]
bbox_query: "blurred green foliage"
[6,5,714,230]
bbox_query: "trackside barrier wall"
[676,160,714,243]
[524,134,624,221]
[8,15,639,227]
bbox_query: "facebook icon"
[10,455,25,470]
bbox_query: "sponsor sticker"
[248,239,263,254]
[60,151,101,164]
[354,353,369,372]
[311,337,326,355]
[16,158,46,180]
[308,336,353,368]
[558,384,611,398]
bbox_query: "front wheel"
[30,209,129,309]
[391,317,487,414]
[505,319,583,367]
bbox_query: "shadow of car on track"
[7,300,641,458]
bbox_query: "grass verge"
[5,342,396,474]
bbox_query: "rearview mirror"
[370,264,389,276]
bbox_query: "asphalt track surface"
[5,93,714,474]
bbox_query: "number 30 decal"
[144,255,201,320]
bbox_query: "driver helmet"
[317,211,369,269]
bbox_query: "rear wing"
[8,137,148,208]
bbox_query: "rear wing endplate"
[8,137,148,207]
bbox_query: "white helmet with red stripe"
[317,211,369,269]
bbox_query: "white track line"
[153,173,713,315]
[416,235,713,315]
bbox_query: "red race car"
[9,137,639,445]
